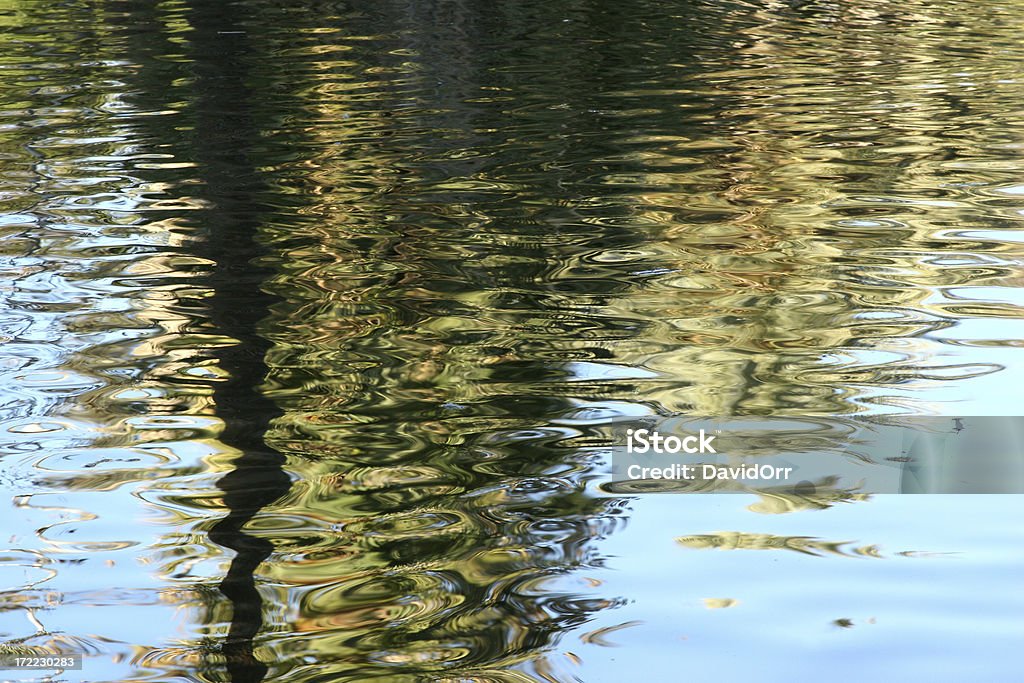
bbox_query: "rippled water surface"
[2,0,1023,681]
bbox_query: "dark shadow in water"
[183,3,291,681]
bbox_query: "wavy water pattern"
[1,0,1024,682]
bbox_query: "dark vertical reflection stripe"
[184,3,290,681]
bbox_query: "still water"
[1,0,1023,680]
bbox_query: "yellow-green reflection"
[1,0,1023,681]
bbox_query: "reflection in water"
[747,479,873,514]
[181,3,292,682]
[676,531,887,558]
[1,0,1024,681]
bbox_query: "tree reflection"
[184,2,294,680]
[108,0,642,680]
[9,0,1022,679]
